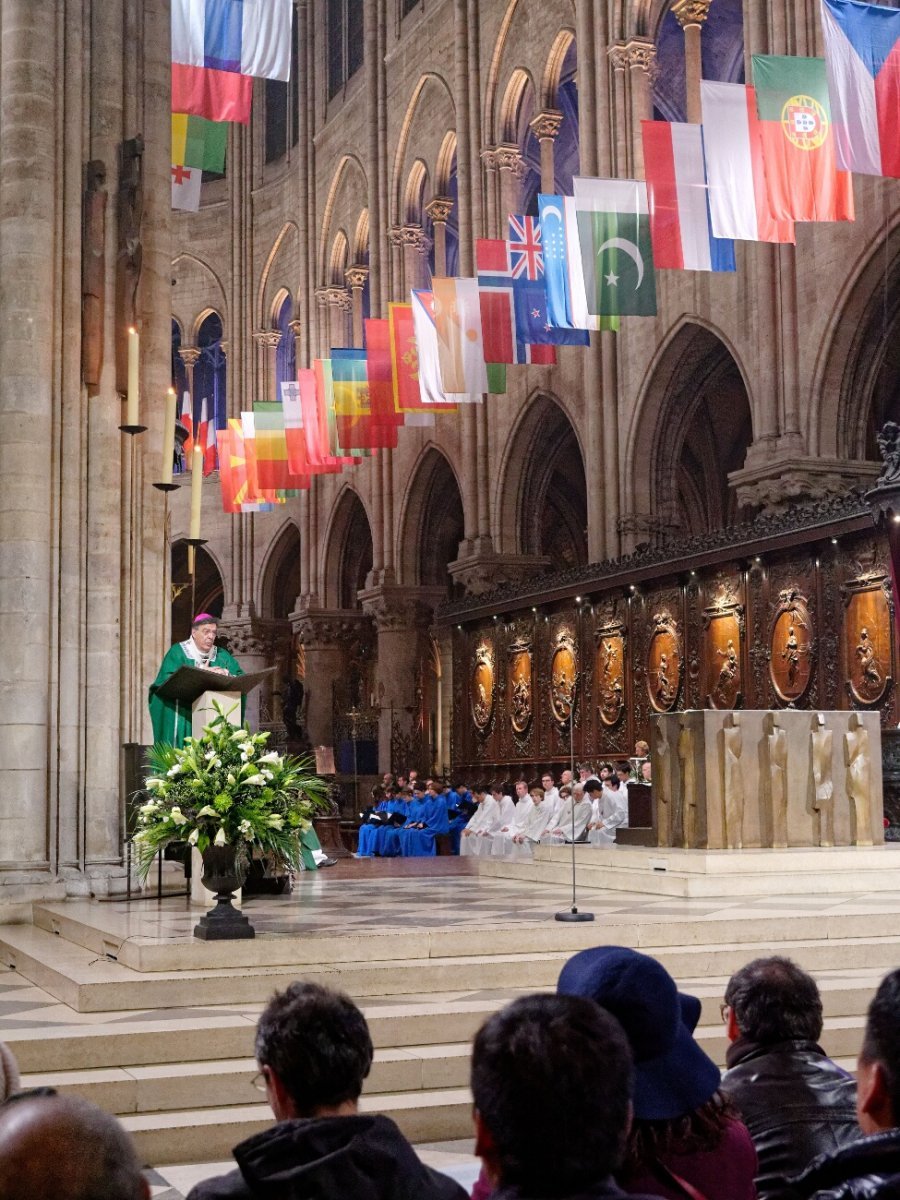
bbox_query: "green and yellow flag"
[172,113,227,173]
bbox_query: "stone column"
[608,43,630,178]
[495,144,526,227]
[0,0,57,873]
[529,110,563,193]
[178,346,200,426]
[314,287,331,359]
[344,265,369,348]
[626,39,657,179]
[217,619,281,730]
[425,197,454,278]
[288,318,305,369]
[388,227,406,299]
[325,287,349,351]
[252,329,281,404]
[480,148,500,238]
[673,0,712,124]
[401,225,431,294]
[292,609,353,751]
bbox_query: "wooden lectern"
[154,665,278,904]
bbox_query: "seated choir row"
[355,761,647,859]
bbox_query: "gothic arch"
[396,446,465,594]
[627,320,754,541]
[813,219,900,461]
[353,209,370,262]
[258,519,302,619]
[321,486,374,610]
[257,221,300,329]
[495,392,587,568]
[172,253,227,336]
[191,305,223,345]
[499,68,536,144]
[435,132,458,195]
[170,541,226,642]
[328,230,349,286]
[391,73,456,226]
[541,28,576,108]
[404,160,429,223]
[319,154,368,285]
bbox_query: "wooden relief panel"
[508,637,534,739]
[769,589,814,704]
[550,631,578,726]
[647,610,681,712]
[471,641,495,735]
[703,578,744,709]
[596,627,625,728]
[843,578,892,707]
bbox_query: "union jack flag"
[508,214,543,280]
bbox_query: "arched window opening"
[517,400,587,569]
[327,0,364,100]
[171,319,187,397]
[416,454,465,599]
[338,493,373,610]
[275,294,296,389]
[171,543,224,643]
[654,0,745,122]
[194,311,227,438]
[555,40,580,194]
[265,7,300,163]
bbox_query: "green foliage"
[131,703,329,883]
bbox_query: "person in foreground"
[0,1092,149,1200]
[721,956,858,1198]
[149,612,244,746]
[780,966,900,1200]
[472,992,663,1200]
[187,981,466,1200]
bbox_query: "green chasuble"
[148,641,244,748]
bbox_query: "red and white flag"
[178,391,194,456]
[203,404,218,476]
[171,162,203,212]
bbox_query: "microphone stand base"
[555,909,595,922]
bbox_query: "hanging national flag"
[315,360,366,459]
[195,396,210,462]
[254,402,309,491]
[752,55,854,222]
[641,122,736,272]
[218,420,275,512]
[508,214,588,350]
[572,177,658,318]
[364,318,402,448]
[203,405,218,476]
[280,380,310,475]
[820,0,900,179]
[172,63,253,124]
[432,278,489,399]
[171,162,203,212]
[178,391,194,457]
[172,0,293,80]
[539,195,587,331]
[332,348,376,451]
[475,239,517,364]
[701,82,796,243]
[388,304,438,426]
[172,112,228,173]
[296,369,350,471]
[411,291,456,406]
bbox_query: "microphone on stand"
[555,696,594,923]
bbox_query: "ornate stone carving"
[607,41,629,71]
[845,712,874,846]
[178,346,201,367]
[295,610,373,650]
[625,38,658,75]
[672,0,712,28]
[810,713,835,847]
[425,196,454,224]
[529,110,563,142]
[721,713,745,850]
[480,147,499,171]
[769,588,814,705]
[344,265,369,290]
[217,619,283,660]
[731,458,879,514]
[495,144,527,179]
[472,641,495,734]
[449,553,551,598]
[252,329,282,350]
[648,610,681,712]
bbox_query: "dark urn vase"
[193,844,255,940]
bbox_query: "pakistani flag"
[572,178,656,318]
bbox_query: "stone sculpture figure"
[856,627,882,692]
[845,712,874,846]
[81,160,107,392]
[678,717,697,848]
[766,713,789,848]
[722,713,744,850]
[810,713,835,847]
[876,421,900,486]
[715,639,739,703]
[656,725,674,847]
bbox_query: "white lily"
[188,829,199,845]
[244,774,266,786]
[166,764,183,778]
[257,751,281,765]
[261,769,273,781]
[238,819,253,836]
[139,801,159,817]
[230,728,250,741]
[144,777,165,791]
[266,815,284,830]
[226,773,236,786]
[214,827,228,847]
[169,807,189,827]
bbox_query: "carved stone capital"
[672,0,712,29]
[626,38,658,74]
[425,195,454,224]
[178,346,201,366]
[344,264,369,291]
[219,340,229,358]
[359,585,442,633]
[325,286,351,311]
[314,286,332,305]
[449,553,552,598]
[287,318,304,338]
[292,606,373,650]
[480,146,499,171]
[252,329,282,349]
[495,143,527,180]
[529,109,564,143]
[217,617,285,660]
[607,41,629,72]
[729,456,881,514]
[403,224,432,253]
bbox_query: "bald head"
[0,1094,148,1200]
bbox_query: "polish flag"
[700,82,795,243]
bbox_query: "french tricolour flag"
[641,121,736,272]
[821,0,900,178]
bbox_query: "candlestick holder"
[119,424,148,435]
[185,537,208,548]
[152,482,180,493]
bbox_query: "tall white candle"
[126,327,139,426]
[189,445,203,540]
[161,388,177,485]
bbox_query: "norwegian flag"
[508,214,544,280]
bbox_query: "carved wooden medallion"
[769,589,814,704]
[703,584,744,710]
[508,641,533,736]
[549,633,577,725]
[648,611,681,712]
[844,581,892,706]
[471,642,495,733]
[596,630,625,728]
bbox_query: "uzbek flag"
[172,113,228,172]
[572,177,657,318]
[641,121,736,272]
[701,82,796,243]
[821,0,900,179]
[752,55,855,222]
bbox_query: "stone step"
[120,1088,475,1167]
[3,922,899,1013]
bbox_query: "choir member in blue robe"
[446,780,475,855]
[377,786,415,857]
[399,784,450,857]
[355,787,388,858]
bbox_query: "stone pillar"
[315,287,331,359]
[178,347,201,420]
[252,329,281,404]
[495,144,526,227]
[0,0,57,872]
[344,265,369,348]
[425,197,454,278]
[217,619,282,730]
[608,43,630,178]
[626,39,657,179]
[388,227,405,300]
[288,317,305,370]
[529,110,563,193]
[292,609,357,752]
[400,225,431,294]
[480,148,500,238]
[325,287,349,350]
[673,0,711,124]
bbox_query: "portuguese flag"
[752,55,854,223]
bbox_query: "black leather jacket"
[779,1128,900,1200]
[722,1038,860,1199]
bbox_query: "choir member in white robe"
[469,783,515,857]
[540,773,561,826]
[459,785,491,857]
[492,781,536,859]
[546,784,593,844]
[586,777,629,845]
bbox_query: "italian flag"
[753,55,855,223]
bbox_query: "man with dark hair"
[0,1093,149,1200]
[471,993,660,1200]
[769,967,900,1200]
[721,956,858,1198]
[189,982,465,1200]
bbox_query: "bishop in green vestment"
[148,613,244,747]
